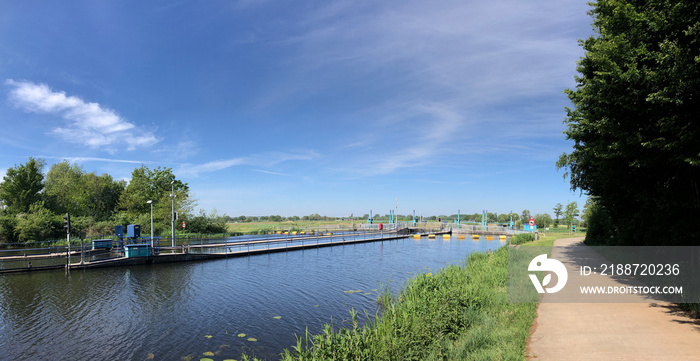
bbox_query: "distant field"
[227,220,358,234]
[227,221,581,235]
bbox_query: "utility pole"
[63,213,71,271]
[171,181,175,250]
[147,200,154,249]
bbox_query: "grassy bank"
[233,231,584,360]
[241,248,535,360]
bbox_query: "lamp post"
[171,181,175,250]
[147,200,153,249]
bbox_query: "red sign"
[182,221,186,229]
[528,216,535,227]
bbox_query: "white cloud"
[39,155,150,165]
[278,0,584,105]
[180,150,318,175]
[5,80,159,152]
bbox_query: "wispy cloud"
[245,0,585,176]
[251,169,288,176]
[278,0,582,105]
[180,150,318,175]
[39,155,151,165]
[5,80,159,152]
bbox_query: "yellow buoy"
[443,234,451,240]
[499,235,507,241]
[413,234,421,239]
[472,235,479,240]
[326,232,332,236]
[428,234,436,238]
[486,236,493,241]
[457,235,465,240]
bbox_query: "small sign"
[182,220,186,229]
[528,216,535,227]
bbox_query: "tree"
[81,173,124,221]
[580,198,594,228]
[521,210,531,222]
[0,158,45,214]
[557,0,700,245]
[563,201,579,233]
[486,212,497,223]
[534,213,553,229]
[553,203,563,227]
[14,201,61,243]
[582,197,615,245]
[44,161,83,215]
[117,165,193,235]
[45,161,125,222]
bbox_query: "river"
[0,235,505,360]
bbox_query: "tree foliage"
[557,0,700,245]
[44,161,125,220]
[0,158,45,214]
[552,203,563,227]
[534,213,553,229]
[0,159,223,243]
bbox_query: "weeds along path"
[528,237,700,361]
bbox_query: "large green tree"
[557,0,700,245]
[0,158,45,214]
[44,161,84,216]
[118,165,194,235]
[45,161,125,221]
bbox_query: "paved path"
[528,237,700,361]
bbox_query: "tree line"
[0,158,227,244]
[557,0,699,246]
[229,203,583,231]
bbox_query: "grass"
[274,248,537,361]
[227,221,357,234]
[233,229,586,361]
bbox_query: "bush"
[512,233,534,245]
[14,202,62,243]
[584,202,615,246]
[0,213,17,244]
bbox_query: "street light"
[171,181,175,250]
[147,200,153,249]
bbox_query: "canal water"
[0,236,506,360]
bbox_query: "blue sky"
[0,0,592,218]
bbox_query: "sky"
[0,0,593,218]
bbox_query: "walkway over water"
[0,227,456,273]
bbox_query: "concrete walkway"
[528,237,700,361]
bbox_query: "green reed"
[241,247,537,360]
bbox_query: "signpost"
[525,216,537,232]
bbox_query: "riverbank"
[242,245,535,360]
[236,231,582,361]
